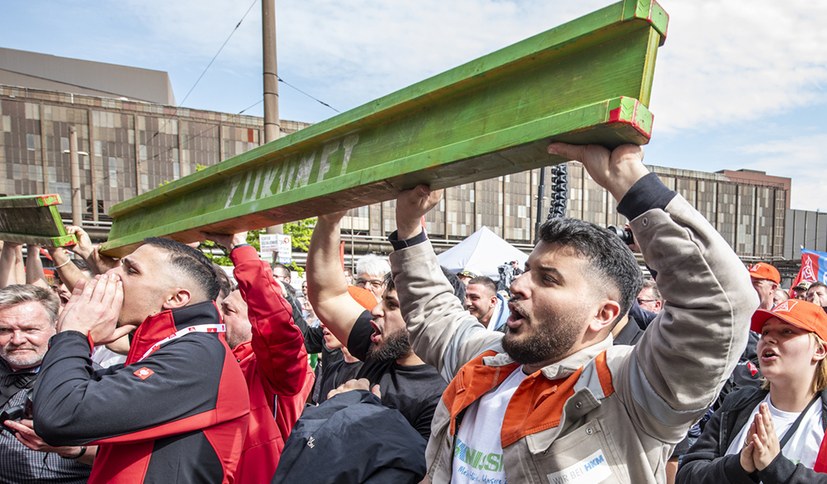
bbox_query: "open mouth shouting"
[370,320,383,344]
[760,348,779,363]
[507,303,528,330]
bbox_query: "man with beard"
[388,143,758,483]
[0,285,93,482]
[306,213,447,439]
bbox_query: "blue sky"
[3,0,826,211]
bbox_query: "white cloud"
[117,0,264,66]
[738,133,827,212]
[116,0,612,114]
[115,0,827,139]
[12,0,826,209]
[651,0,827,133]
[264,0,618,115]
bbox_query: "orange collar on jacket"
[442,349,614,448]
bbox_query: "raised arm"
[390,187,503,381]
[66,226,120,275]
[24,245,49,289]
[47,247,89,292]
[306,211,369,348]
[209,231,310,397]
[0,241,21,287]
[13,243,24,285]
[547,143,758,442]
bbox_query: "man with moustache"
[306,213,447,439]
[389,143,757,483]
[0,285,92,482]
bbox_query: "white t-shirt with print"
[452,366,527,484]
[725,393,824,468]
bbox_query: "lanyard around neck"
[138,324,226,362]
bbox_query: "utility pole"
[263,0,283,238]
[69,126,82,227]
[87,109,99,222]
[262,0,280,143]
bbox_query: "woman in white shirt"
[677,299,827,483]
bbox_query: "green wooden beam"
[102,0,668,256]
[0,194,77,247]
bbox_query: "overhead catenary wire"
[238,99,264,114]
[277,76,340,113]
[177,0,259,108]
[236,75,341,116]
[146,0,260,153]
[27,0,340,183]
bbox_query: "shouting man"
[388,143,757,483]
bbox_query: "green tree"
[283,218,317,252]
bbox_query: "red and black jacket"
[230,244,314,483]
[32,302,250,484]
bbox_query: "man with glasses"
[353,254,391,301]
[0,285,93,482]
[271,263,293,290]
[636,279,663,313]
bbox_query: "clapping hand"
[740,403,782,473]
[750,403,781,471]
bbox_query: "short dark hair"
[213,264,232,301]
[468,276,497,294]
[383,271,395,293]
[538,218,642,324]
[142,238,220,301]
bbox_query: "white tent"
[437,226,529,280]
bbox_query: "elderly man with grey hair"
[0,284,93,482]
[354,254,391,301]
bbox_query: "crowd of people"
[1,141,826,483]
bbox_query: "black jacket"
[273,390,426,484]
[33,302,250,484]
[677,387,827,484]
